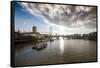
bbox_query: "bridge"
[50,35,68,39]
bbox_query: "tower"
[32,26,37,32]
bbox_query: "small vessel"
[32,42,47,50]
[36,43,47,50]
[50,39,54,41]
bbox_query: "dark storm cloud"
[19,2,97,29]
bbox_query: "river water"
[15,37,97,66]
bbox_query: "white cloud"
[18,2,97,32]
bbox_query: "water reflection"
[15,39,97,66]
[59,37,64,55]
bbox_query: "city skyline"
[15,2,97,35]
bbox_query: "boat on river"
[32,42,47,50]
[50,39,54,42]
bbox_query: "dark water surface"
[15,38,97,66]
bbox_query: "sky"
[14,2,97,35]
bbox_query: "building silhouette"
[32,26,37,32]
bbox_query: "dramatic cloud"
[19,2,97,29]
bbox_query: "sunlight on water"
[59,37,64,55]
[15,39,96,66]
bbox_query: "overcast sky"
[15,2,97,35]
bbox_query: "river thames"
[15,38,97,66]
